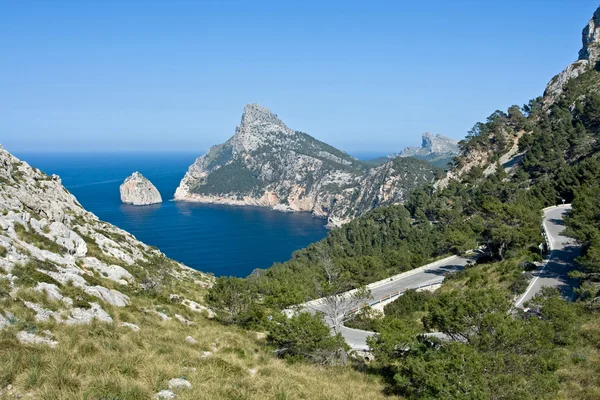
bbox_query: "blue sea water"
[13,152,328,277]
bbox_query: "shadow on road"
[423,263,465,276]
[548,218,565,226]
[535,245,580,300]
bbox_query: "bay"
[14,152,328,277]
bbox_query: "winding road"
[301,204,579,350]
[515,205,579,307]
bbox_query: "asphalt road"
[305,205,579,350]
[306,255,471,350]
[515,205,579,307]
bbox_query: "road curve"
[516,205,579,307]
[306,255,472,350]
[315,205,578,350]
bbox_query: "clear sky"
[1,0,599,154]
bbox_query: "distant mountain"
[175,104,438,227]
[376,132,460,170]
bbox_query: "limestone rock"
[16,331,58,348]
[120,322,140,331]
[544,5,600,103]
[579,6,600,62]
[0,313,8,330]
[154,390,177,399]
[174,104,437,227]
[185,335,197,344]
[394,132,459,158]
[120,172,162,206]
[168,378,192,391]
[175,314,194,325]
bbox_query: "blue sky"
[1,0,599,154]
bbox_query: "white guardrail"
[342,280,444,321]
[298,254,461,311]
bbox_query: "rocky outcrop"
[175,104,437,227]
[544,6,600,103]
[120,172,162,205]
[0,146,212,334]
[394,132,459,158]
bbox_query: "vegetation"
[204,64,600,398]
[14,223,68,255]
[268,312,349,365]
[192,160,264,196]
[0,292,388,399]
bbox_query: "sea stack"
[120,172,162,205]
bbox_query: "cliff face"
[120,171,162,205]
[175,104,438,226]
[544,6,600,103]
[440,5,600,189]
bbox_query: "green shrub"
[14,223,67,255]
[11,260,61,288]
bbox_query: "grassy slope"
[0,151,389,399]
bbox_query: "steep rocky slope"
[437,8,600,189]
[0,146,389,399]
[175,104,438,227]
[120,171,162,205]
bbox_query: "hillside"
[0,147,388,399]
[206,5,600,399]
[175,104,438,227]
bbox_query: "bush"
[11,260,60,288]
[509,273,531,294]
[268,312,349,365]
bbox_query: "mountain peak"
[394,132,459,158]
[421,133,459,154]
[241,103,285,127]
[579,6,600,62]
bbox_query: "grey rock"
[86,285,130,307]
[82,257,133,284]
[120,322,140,331]
[16,331,58,348]
[120,172,162,206]
[34,282,73,307]
[545,5,600,103]
[0,313,8,330]
[185,335,198,344]
[175,104,437,227]
[67,303,113,325]
[394,132,459,158]
[168,378,192,391]
[154,390,177,399]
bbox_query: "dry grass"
[0,278,389,400]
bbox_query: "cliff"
[175,104,438,226]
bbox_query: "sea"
[12,152,329,277]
